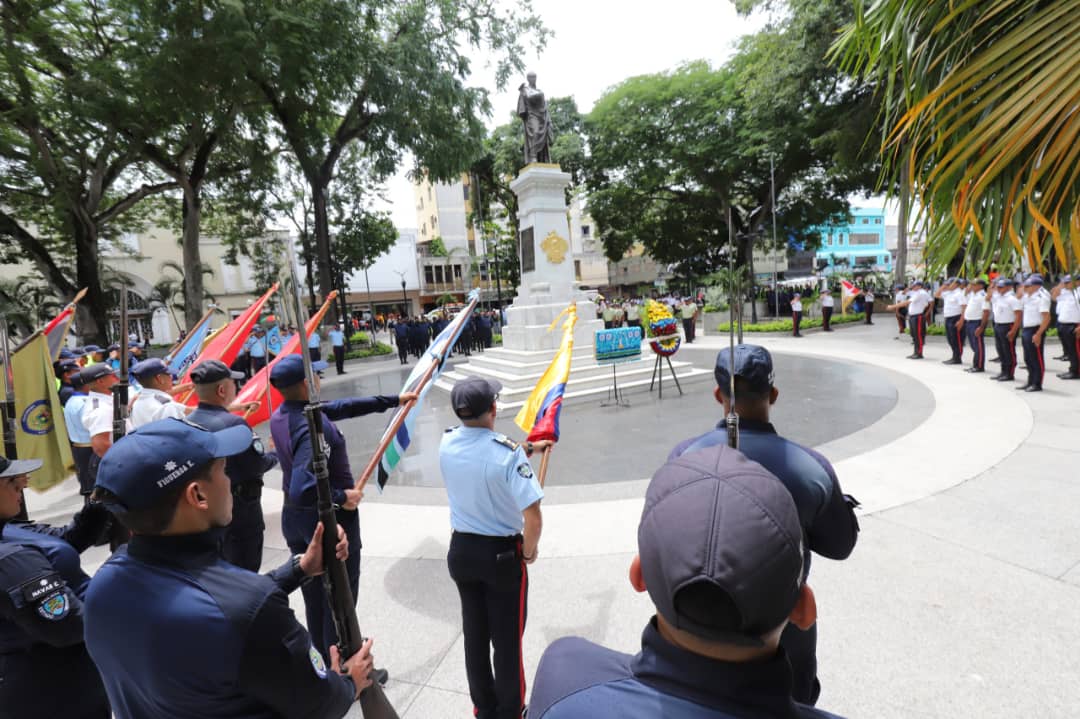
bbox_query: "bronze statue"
[517,71,555,165]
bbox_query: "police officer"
[1018,274,1052,392]
[0,454,111,719]
[990,278,1023,382]
[78,364,119,482]
[441,377,552,719]
[394,318,410,364]
[269,354,415,665]
[247,326,269,374]
[62,370,95,501]
[529,446,839,719]
[864,286,875,324]
[308,325,322,362]
[892,282,908,336]
[819,286,835,332]
[936,277,965,364]
[668,345,859,705]
[791,292,803,337]
[1052,275,1079,379]
[960,278,991,373]
[83,419,374,718]
[888,280,931,358]
[328,323,347,374]
[129,358,189,428]
[188,359,275,571]
[55,359,80,406]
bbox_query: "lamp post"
[400,278,408,317]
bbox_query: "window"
[574,260,581,281]
[434,266,444,283]
[826,233,833,245]
[431,214,437,228]
[848,233,879,246]
[874,218,882,224]
[582,225,591,238]
[861,218,869,224]
[424,266,434,284]
[855,256,878,265]
[453,265,462,279]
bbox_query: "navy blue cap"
[57,360,80,373]
[639,444,803,646]
[269,354,327,388]
[95,419,254,512]
[1062,275,1074,283]
[1023,274,1044,287]
[131,358,169,381]
[996,278,1014,287]
[58,349,75,360]
[107,343,120,352]
[714,344,774,393]
[911,280,924,288]
[451,376,502,419]
[82,344,103,354]
[77,363,117,384]
[190,359,243,384]
[971,277,988,287]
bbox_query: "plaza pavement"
[24,321,1080,718]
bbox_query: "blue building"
[814,207,890,274]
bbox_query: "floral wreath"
[645,300,681,357]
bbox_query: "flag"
[41,287,87,362]
[265,324,283,356]
[515,304,577,442]
[176,284,278,404]
[840,279,860,314]
[164,309,217,379]
[12,334,73,491]
[375,290,480,491]
[233,291,338,427]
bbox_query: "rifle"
[283,237,399,719]
[726,205,739,450]
[112,285,130,443]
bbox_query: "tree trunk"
[745,232,758,323]
[313,182,335,302]
[896,159,909,285]
[299,230,318,314]
[72,215,108,345]
[181,186,205,330]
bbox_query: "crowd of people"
[596,295,702,342]
[389,310,499,365]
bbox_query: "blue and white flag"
[166,313,216,379]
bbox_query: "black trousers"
[865,301,874,324]
[1059,322,1078,374]
[308,347,321,363]
[781,621,820,706]
[397,340,409,364]
[222,485,265,572]
[1021,326,1045,388]
[792,311,802,336]
[250,355,267,374]
[682,317,695,342]
[896,307,908,332]
[965,322,986,370]
[944,315,963,361]
[333,344,346,374]
[447,532,528,719]
[822,307,833,331]
[994,323,1017,378]
[282,504,361,658]
[71,445,94,496]
[908,312,925,355]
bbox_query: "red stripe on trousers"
[1036,338,1044,383]
[956,327,963,358]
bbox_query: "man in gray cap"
[887,280,931,358]
[440,376,552,719]
[529,445,842,719]
[936,277,965,364]
[1052,275,1079,379]
[1018,274,1052,391]
[989,277,1023,381]
[668,344,858,705]
[129,358,190,427]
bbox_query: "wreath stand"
[600,362,631,408]
[649,354,684,399]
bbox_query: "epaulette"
[444,426,459,434]
[154,394,171,405]
[492,433,519,451]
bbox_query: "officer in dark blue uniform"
[530,446,843,719]
[441,377,551,719]
[268,354,415,665]
[394,318,409,364]
[187,359,277,571]
[668,345,860,706]
[84,418,373,718]
[0,455,111,719]
[55,359,80,406]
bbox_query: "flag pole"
[0,318,17,460]
[537,446,553,488]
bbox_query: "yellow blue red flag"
[515,304,577,442]
[12,334,73,492]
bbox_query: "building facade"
[814,207,890,275]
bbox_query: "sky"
[375,0,770,229]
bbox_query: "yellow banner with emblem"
[12,334,74,492]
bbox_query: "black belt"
[452,530,522,542]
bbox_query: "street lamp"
[400,277,408,316]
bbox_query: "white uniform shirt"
[866,291,875,302]
[991,291,1022,324]
[82,391,115,440]
[942,288,964,317]
[907,289,932,315]
[962,290,987,321]
[129,387,187,428]
[1021,288,1051,328]
[791,298,803,312]
[821,294,835,308]
[1056,287,1080,323]
[894,290,907,304]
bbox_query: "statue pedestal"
[435,163,713,405]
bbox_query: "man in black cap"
[83,419,373,718]
[129,358,190,427]
[887,280,931,358]
[268,354,416,666]
[989,278,1023,382]
[668,344,859,705]
[187,359,276,571]
[1052,275,1079,379]
[0,454,111,718]
[441,376,552,719]
[529,445,842,719]
[55,359,81,406]
[959,278,991,373]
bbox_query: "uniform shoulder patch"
[492,434,519,451]
[21,573,70,621]
[309,645,328,679]
[515,462,534,479]
[154,394,171,405]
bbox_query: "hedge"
[343,342,393,360]
[924,323,1058,338]
[715,313,866,333]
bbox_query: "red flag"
[42,288,87,362]
[234,291,338,426]
[177,284,278,406]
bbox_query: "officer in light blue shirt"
[62,372,94,499]
[328,324,347,375]
[439,376,553,719]
[308,327,322,363]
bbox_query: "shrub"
[348,332,371,343]
[925,323,1056,338]
[343,342,393,360]
[716,313,865,333]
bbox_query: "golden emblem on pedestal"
[540,231,569,264]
